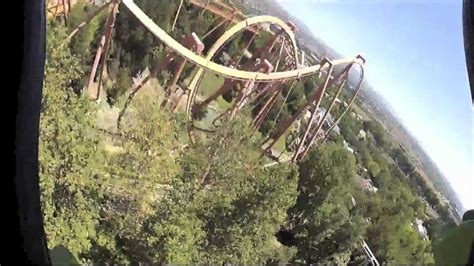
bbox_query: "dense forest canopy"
[41,1,456,264]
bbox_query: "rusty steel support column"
[202,17,229,40]
[291,104,319,163]
[171,0,184,32]
[253,86,281,129]
[229,59,274,118]
[167,58,187,93]
[304,68,351,143]
[265,59,333,152]
[266,33,282,55]
[67,0,71,15]
[305,64,352,125]
[117,50,175,129]
[254,21,297,62]
[319,57,366,145]
[87,38,105,98]
[236,27,260,66]
[250,82,275,102]
[208,59,274,125]
[251,81,283,129]
[193,59,272,118]
[299,57,365,161]
[62,0,68,26]
[63,2,112,45]
[87,4,116,99]
[319,85,362,145]
[163,33,204,107]
[200,0,211,17]
[273,79,296,123]
[230,79,255,119]
[252,30,283,60]
[95,1,119,101]
[243,80,277,107]
[283,57,292,70]
[171,90,189,112]
[273,37,286,71]
[250,86,276,111]
[168,33,205,92]
[193,78,238,116]
[225,10,237,29]
[267,36,282,64]
[53,0,60,17]
[292,65,334,162]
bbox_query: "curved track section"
[321,63,365,143]
[185,13,301,118]
[211,16,299,65]
[122,0,358,82]
[121,0,366,153]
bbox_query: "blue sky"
[276,0,473,210]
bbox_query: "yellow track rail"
[185,11,300,117]
[122,0,358,82]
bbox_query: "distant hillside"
[236,0,342,59]
[358,86,465,214]
[236,0,465,215]
[236,0,364,84]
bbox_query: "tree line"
[41,1,440,264]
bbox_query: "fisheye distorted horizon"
[276,0,473,210]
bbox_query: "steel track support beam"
[116,50,175,129]
[192,78,238,116]
[253,86,280,129]
[171,0,184,32]
[87,3,117,99]
[95,1,119,101]
[63,2,112,45]
[297,67,351,161]
[291,64,334,162]
[265,59,333,152]
[163,32,205,107]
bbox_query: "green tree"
[144,116,299,264]
[286,142,366,263]
[367,160,381,177]
[373,169,390,189]
[107,94,185,185]
[364,180,434,264]
[107,66,132,104]
[114,0,178,74]
[303,77,318,97]
[284,82,306,115]
[193,15,212,38]
[424,218,443,241]
[391,148,415,175]
[339,115,360,145]
[40,23,104,261]
[67,0,106,72]
[253,31,273,50]
[257,93,289,135]
[363,120,390,150]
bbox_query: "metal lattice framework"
[57,1,378,262]
[63,0,366,165]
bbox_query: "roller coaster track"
[77,0,365,164]
[122,0,359,82]
[120,0,365,142]
[60,2,375,261]
[184,10,301,120]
